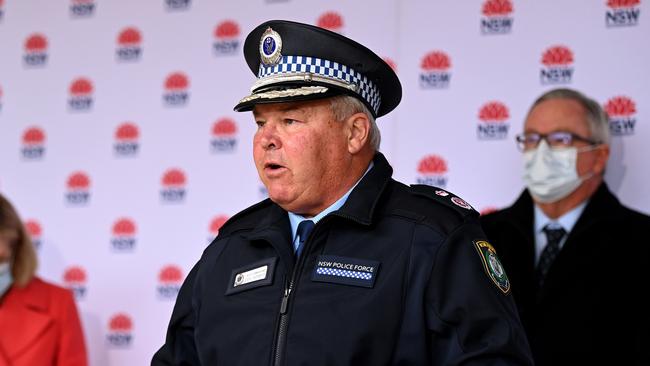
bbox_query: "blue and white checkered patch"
[312,255,380,288]
[256,55,381,115]
[316,267,373,280]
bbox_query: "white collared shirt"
[533,201,588,264]
[287,162,373,252]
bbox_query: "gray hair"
[329,95,381,151]
[529,88,610,145]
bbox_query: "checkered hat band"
[258,55,381,114]
[316,267,373,280]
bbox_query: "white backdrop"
[0,0,647,365]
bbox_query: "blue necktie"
[536,224,566,288]
[295,220,315,257]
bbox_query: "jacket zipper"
[271,213,365,366]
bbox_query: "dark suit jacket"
[480,183,650,366]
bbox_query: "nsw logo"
[23,33,48,67]
[605,96,637,136]
[25,219,42,249]
[161,168,187,202]
[211,118,237,153]
[114,122,140,157]
[317,11,344,33]
[419,51,451,89]
[540,45,574,85]
[416,155,449,188]
[163,72,190,106]
[606,0,640,27]
[481,0,514,34]
[157,265,183,299]
[165,0,190,11]
[116,27,142,62]
[111,218,137,251]
[106,313,133,348]
[213,20,240,56]
[208,215,229,243]
[383,57,397,73]
[65,171,91,205]
[70,0,95,17]
[68,77,93,111]
[63,266,87,299]
[21,127,46,160]
[477,101,510,140]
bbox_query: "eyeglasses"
[515,131,599,151]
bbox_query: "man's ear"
[593,144,610,175]
[345,112,371,154]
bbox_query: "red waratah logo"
[23,33,48,66]
[164,72,189,91]
[479,101,510,122]
[64,266,87,284]
[162,169,186,188]
[541,46,574,66]
[25,219,43,248]
[605,96,636,116]
[161,169,187,202]
[70,78,93,96]
[607,0,640,8]
[540,46,574,84]
[116,122,139,141]
[421,51,451,71]
[214,20,240,39]
[212,118,237,136]
[118,27,141,46]
[64,265,88,299]
[317,12,344,32]
[22,127,45,145]
[25,33,48,52]
[67,172,91,190]
[68,77,94,111]
[116,27,142,61]
[482,0,513,15]
[157,265,183,299]
[418,155,448,175]
[211,118,238,152]
[209,215,229,237]
[416,155,449,187]
[606,96,637,136]
[159,265,183,284]
[112,218,136,236]
[477,101,510,139]
[107,313,133,347]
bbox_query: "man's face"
[524,98,603,178]
[252,99,352,216]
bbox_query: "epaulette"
[409,184,479,218]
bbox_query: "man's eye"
[255,121,265,128]
[284,119,296,125]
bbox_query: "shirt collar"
[534,200,589,235]
[288,161,373,242]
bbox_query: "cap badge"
[259,27,282,66]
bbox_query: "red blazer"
[0,277,88,366]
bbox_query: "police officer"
[152,20,533,366]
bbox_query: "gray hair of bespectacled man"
[329,95,381,151]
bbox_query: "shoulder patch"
[409,184,479,217]
[473,240,510,294]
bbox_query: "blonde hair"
[0,194,37,287]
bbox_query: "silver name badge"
[225,257,278,295]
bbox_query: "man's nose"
[258,123,281,150]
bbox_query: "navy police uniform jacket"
[152,153,533,366]
[480,184,650,366]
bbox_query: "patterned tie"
[295,220,315,257]
[536,224,566,288]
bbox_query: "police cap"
[233,20,402,118]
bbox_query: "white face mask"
[0,262,12,297]
[523,140,595,203]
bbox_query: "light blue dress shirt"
[288,162,373,252]
[533,200,588,264]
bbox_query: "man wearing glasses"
[480,88,650,366]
